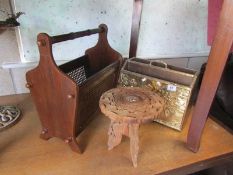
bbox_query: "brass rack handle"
[150,60,168,69]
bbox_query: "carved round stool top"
[99,87,165,123]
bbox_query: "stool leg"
[108,120,126,150]
[129,123,139,168]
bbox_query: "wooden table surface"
[0,94,233,175]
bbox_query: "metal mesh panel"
[67,66,86,85]
[77,72,116,134]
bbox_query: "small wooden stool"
[99,87,165,167]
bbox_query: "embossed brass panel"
[118,58,198,131]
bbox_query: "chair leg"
[187,0,233,152]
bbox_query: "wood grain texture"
[107,121,139,167]
[26,33,80,152]
[99,87,165,123]
[129,0,143,58]
[107,121,125,150]
[100,87,165,167]
[129,123,139,167]
[0,94,233,175]
[26,24,122,153]
[187,0,233,152]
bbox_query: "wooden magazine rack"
[26,24,122,153]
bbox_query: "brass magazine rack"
[119,58,198,130]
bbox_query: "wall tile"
[0,0,20,63]
[0,0,21,95]
[0,69,15,96]
[0,0,11,20]
[10,67,31,94]
[0,29,21,64]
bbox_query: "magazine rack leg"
[40,128,51,140]
[187,0,233,152]
[39,127,81,153]
[65,137,81,153]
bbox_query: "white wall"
[137,0,210,58]
[14,0,133,62]
[14,0,210,62]
[1,0,210,96]
[0,0,21,95]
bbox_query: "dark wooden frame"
[187,0,233,152]
[129,0,143,58]
[26,24,122,153]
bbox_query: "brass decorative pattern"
[119,72,192,131]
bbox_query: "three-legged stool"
[99,87,165,167]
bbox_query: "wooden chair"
[187,0,233,152]
[129,0,233,152]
